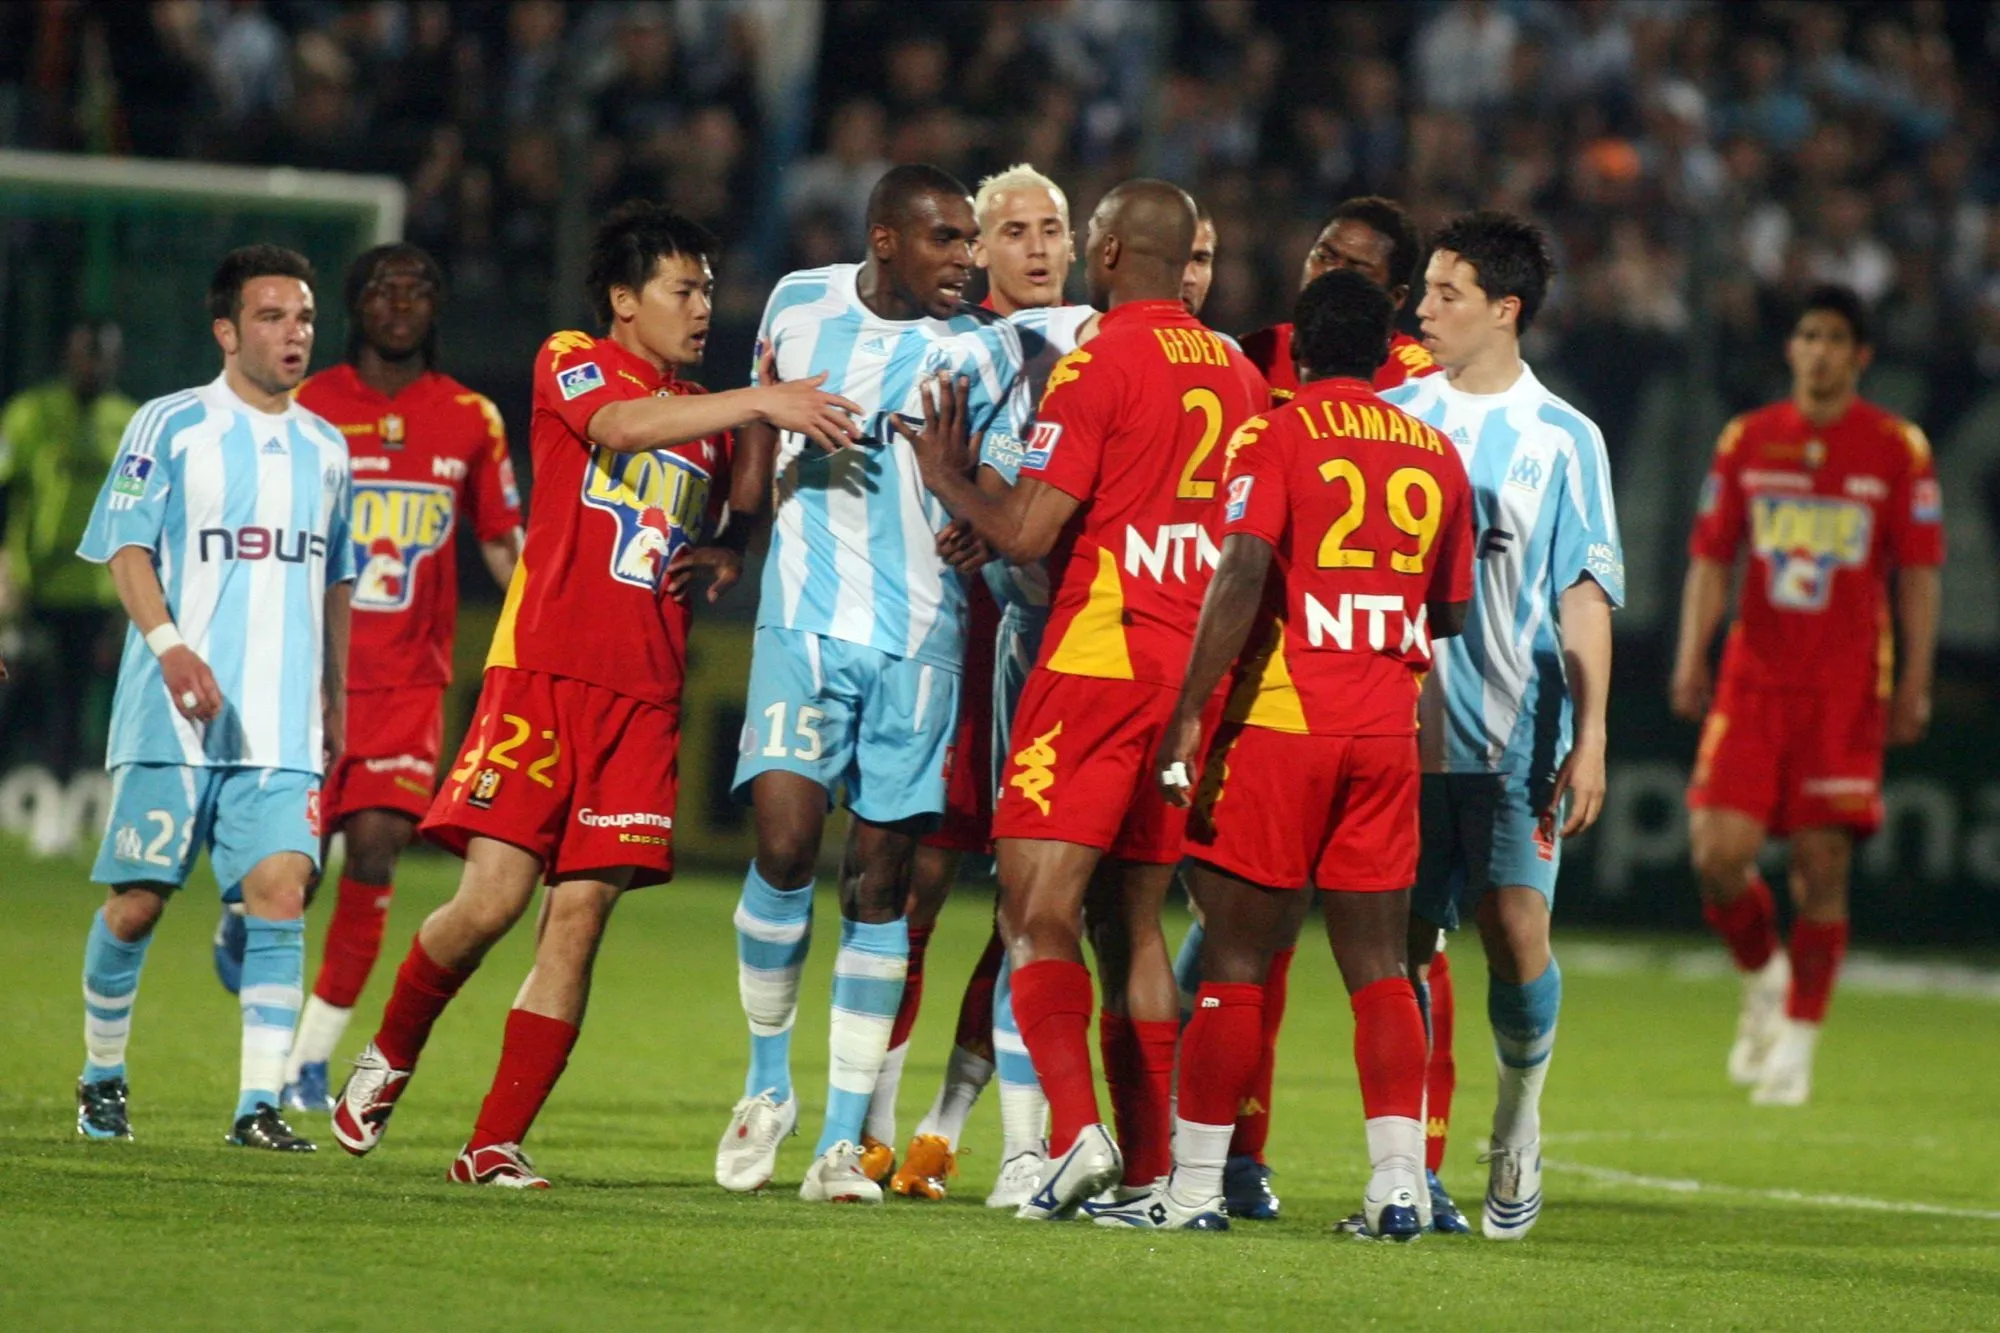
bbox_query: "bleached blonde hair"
[974,163,1071,229]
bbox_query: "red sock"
[1178,982,1264,1128]
[1011,959,1099,1156]
[373,936,471,1070]
[1229,946,1292,1162]
[1351,976,1427,1121]
[951,929,1005,1061]
[1120,1018,1178,1185]
[887,923,933,1050]
[1424,949,1458,1174]
[468,1008,580,1149]
[1786,918,1849,1023]
[1703,874,1780,973]
[312,875,394,1007]
[1098,1011,1138,1173]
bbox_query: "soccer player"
[72,244,353,1151]
[1176,194,1451,1223]
[1383,211,1624,1240]
[900,179,1269,1221]
[880,163,1072,1207]
[1102,268,1474,1235]
[1240,196,1440,399]
[716,164,1030,1205]
[269,243,524,1111]
[331,202,861,1187]
[1674,285,1942,1106]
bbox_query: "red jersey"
[1023,299,1270,686]
[1689,397,1944,697]
[297,365,521,691]
[1240,324,1439,402]
[1220,376,1474,735]
[487,331,732,711]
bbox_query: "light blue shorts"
[732,626,961,826]
[991,605,1046,791]
[1411,771,1563,932]
[92,764,321,896]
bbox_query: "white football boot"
[985,1147,1047,1209]
[798,1139,883,1204]
[1359,1166,1424,1243]
[1087,1174,1229,1231]
[715,1089,797,1192]
[1479,1139,1544,1240]
[1016,1123,1122,1221]
[1750,1018,1819,1106]
[1728,952,1791,1086]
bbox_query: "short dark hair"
[1796,283,1871,346]
[208,244,315,323]
[344,242,446,366]
[585,200,718,326]
[1429,210,1555,333]
[1326,196,1422,292]
[866,163,971,231]
[1292,268,1395,382]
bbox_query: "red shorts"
[1185,722,1418,891]
[991,670,1187,864]
[324,686,445,822]
[921,581,999,855]
[422,666,681,887]
[1687,675,1885,837]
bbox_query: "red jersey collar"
[325,362,441,406]
[597,332,673,390]
[1099,298,1191,330]
[1292,374,1376,401]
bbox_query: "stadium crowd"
[4,0,2000,432]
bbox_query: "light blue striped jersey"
[77,375,356,773]
[1383,363,1624,780]
[754,263,1031,668]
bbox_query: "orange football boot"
[858,1135,896,1185]
[889,1132,958,1200]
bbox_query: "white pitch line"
[1547,1158,2000,1222]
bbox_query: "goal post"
[0,149,407,402]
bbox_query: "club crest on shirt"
[350,480,456,611]
[582,445,713,593]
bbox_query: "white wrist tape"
[144,623,185,657]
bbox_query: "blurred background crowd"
[3,1,1999,927]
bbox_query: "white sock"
[913,1044,994,1149]
[1363,1114,1425,1178]
[284,994,352,1081]
[998,1079,1046,1158]
[1171,1116,1234,1202]
[864,1040,910,1145]
[1492,1053,1552,1149]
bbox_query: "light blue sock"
[735,861,814,1103]
[81,908,152,1083]
[237,916,305,1120]
[1488,958,1562,1148]
[1415,977,1433,1044]
[993,954,1048,1156]
[817,915,907,1156]
[1174,920,1206,1027]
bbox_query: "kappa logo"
[350,480,456,611]
[558,361,606,401]
[1039,348,1091,408]
[1008,722,1063,815]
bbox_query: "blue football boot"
[1428,1168,1472,1233]
[283,1061,334,1113]
[1223,1154,1280,1220]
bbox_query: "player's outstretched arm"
[897,376,1076,564]
[1551,576,1614,835]
[1889,565,1941,746]
[587,366,862,457]
[1157,533,1273,807]
[1669,557,1731,722]
[107,545,223,724]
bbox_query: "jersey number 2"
[1316,461,1444,573]
[1176,388,1224,499]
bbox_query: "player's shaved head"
[1081,178,1198,309]
[866,163,972,232]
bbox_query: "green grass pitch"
[3,840,1997,1330]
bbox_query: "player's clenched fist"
[159,643,224,723]
[1154,708,1203,808]
[1668,657,1711,723]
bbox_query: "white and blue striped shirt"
[78,375,355,774]
[754,263,1031,668]
[1383,363,1624,781]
